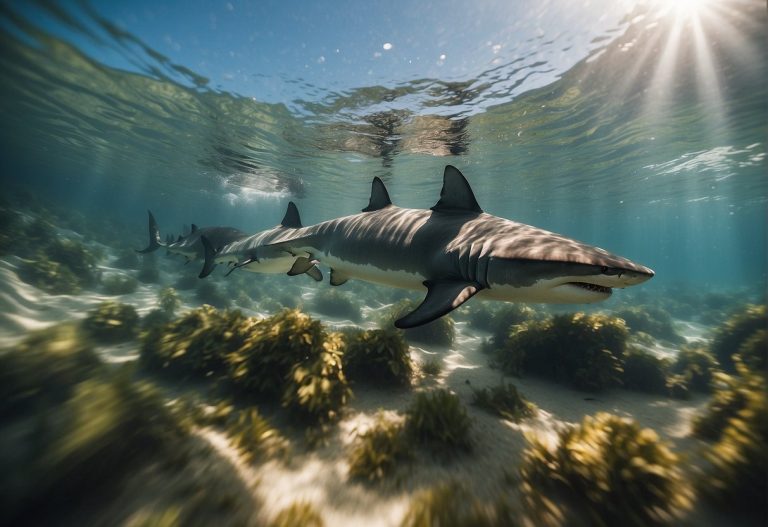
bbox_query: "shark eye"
[600,266,608,273]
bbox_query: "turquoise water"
[1,0,765,291]
[1,1,767,525]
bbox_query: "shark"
[214,166,654,328]
[136,211,248,266]
[198,201,322,281]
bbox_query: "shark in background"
[136,211,248,267]
[234,165,654,328]
[198,202,322,281]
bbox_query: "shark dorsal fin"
[430,165,482,214]
[362,177,392,212]
[177,235,183,242]
[191,224,198,233]
[280,201,302,228]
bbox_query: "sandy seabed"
[0,248,728,527]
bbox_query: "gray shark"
[198,202,323,281]
[253,165,654,328]
[136,211,248,266]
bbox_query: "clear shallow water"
[0,0,766,288]
[1,3,767,525]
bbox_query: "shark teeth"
[568,282,612,295]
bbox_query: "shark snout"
[607,266,654,287]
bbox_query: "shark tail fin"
[136,210,164,254]
[198,235,217,278]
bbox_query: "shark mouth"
[567,282,613,295]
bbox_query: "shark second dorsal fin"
[430,165,483,214]
[362,177,392,212]
[191,224,198,233]
[281,201,302,228]
[176,235,183,242]
[394,280,482,329]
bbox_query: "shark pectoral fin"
[329,268,349,286]
[306,265,323,282]
[394,280,482,329]
[198,235,217,278]
[287,256,315,276]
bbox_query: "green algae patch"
[621,348,670,395]
[342,328,412,386]
[400,481,520,527]
[709,304,766,372]
[269,501,325,527]
[0,325,187,524]
[347,413,413,482]
[472,383,537,422]
[520,412,691,527]
[140,307,352,430]
[82,300,140,343]
[493,313,627,392]
[404,389,473,455]
[696,364,767,519]
[312,288,362,322]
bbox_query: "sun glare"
[664,0,713,18]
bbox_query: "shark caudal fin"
[136,210,164,253]
[198,235,217,278]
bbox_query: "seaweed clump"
[671,345,719,394]
[0,325,186,523]
[404,389,473,455]
[101,273,139,295]
[342,329,412,386]
[472,383,536,422]
[494,313,627,392]
[347,414,413,482]
[400,481,518,527]
[142,307,352,428]
[384,300,455,347]
[158,286,181,316]
[18,237,101,294]
[520,412,691,526]
[0,324,101,420]
[620,348,670,395]
[615,306,684,344]
[269,502,324,527]
[140,305,248,379]
[227,408,290,464]
[311,289,362,322]
[467,302,536,341]
[82,301,140,343]
[695,363,767,519]
[709,304,766,371]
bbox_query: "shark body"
[137,211,248,263]
[198,202,322,281]
[245,166,654,328]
